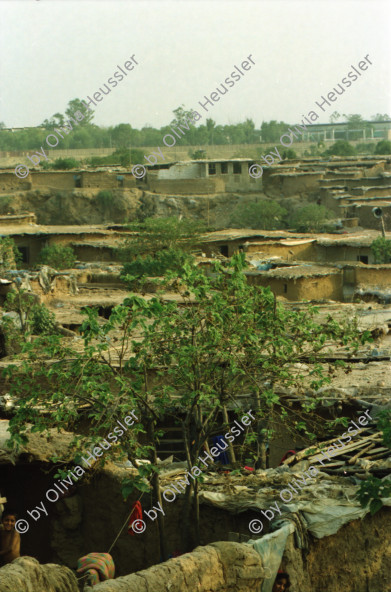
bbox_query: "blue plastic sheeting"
[249,521,295,592]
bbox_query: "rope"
[107,492,145,555]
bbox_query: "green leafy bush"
[377,409,391,448]
[324,141,356,157]
[289,204,333,232]
[374,140,391,155]
[87,149,145,168]
[371,236,391,263]
[122,248,193,287]
[230,200,287,230]
[30,303,57,335]
[356,142,376,155]
[0,237,18,271]
[282,149,297,159]
[190,149,207,159]
[39,244,77,269]
[96,190,113,209]
[357,475,391,515]
[51,158,80,170]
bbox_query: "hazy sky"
[1,0,390,129]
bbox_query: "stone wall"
[93,541,265,592]
[0,556,78,592]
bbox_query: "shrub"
[51,158,80,170]
[122,248,193,287]
[374,140,391,155]
[96,190,113,209]
[0,237,18,271]
[370,236,391,263]
[190,149,207,159]
[30,303,57,335]
[289,204,333,232]
[282,149,297,159]
[324,141,356,157]
[356,143,376,155]
[39,244,77,269]
[230,200,287,230]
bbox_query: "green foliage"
[39,244,77,269]
[324,141,356,157]
[370,236,391,263]
[230,200,287,230]
[374,140,391,155]
[0,237,18,271]
[120,217,204,286]
[96,190,113,209]
[282,149,297,159]
[88,149,145,168]
[355,143,376,155]
[51,158,80,170]
[122,248,193,286]
[2,254,368,554]
[30,303,57,335]
[190,149,207,159]
[357,475,391,515]
[3,288,56,337]
[376,409,391,448]
[260,120,290,143]
[0,196,12,214]
[120,217,205,261]
[289,204,333,232]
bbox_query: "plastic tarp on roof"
[249,522,295,592]
[199,472,391,591]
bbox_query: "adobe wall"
[93,542,265,592]
[0,556,78,592]
[31,172,76,189]
[295,273,343,301]
[246,273,343,301]
[246,241,317,261]
[264,172,324,197]
[315,245,373,264]
[147,177,225,195]
[351,204,391,230]
[0,173,31,192]
[355,264,391,287]
[283,506,391,592]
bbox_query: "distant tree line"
[0,100,389,152]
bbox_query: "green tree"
[370,236,391,263]
[260,120,289,143]
[111,124,133,149]
[51,158,80,170]
[189,149,206,160]
[289,204,333,232]
[374,140,391,155]
[230,200,287,230]
[39,245,77,269]
[2,254,368,556]
[371,114,390,121]
[65,98,94,126]
[0,237,18,272]
[324,140,356,157]
[120,217,205,261]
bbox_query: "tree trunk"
[222,404,236,464]
[147,419,169,561]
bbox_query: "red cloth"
[128,501,143,535]
[279,450,296,465]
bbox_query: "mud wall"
[355,264,391,286]
[246,273,343,301]
[0,557,78,592]
[93,542,265,592]
[283,506,391,592]
[147,177,225,194]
